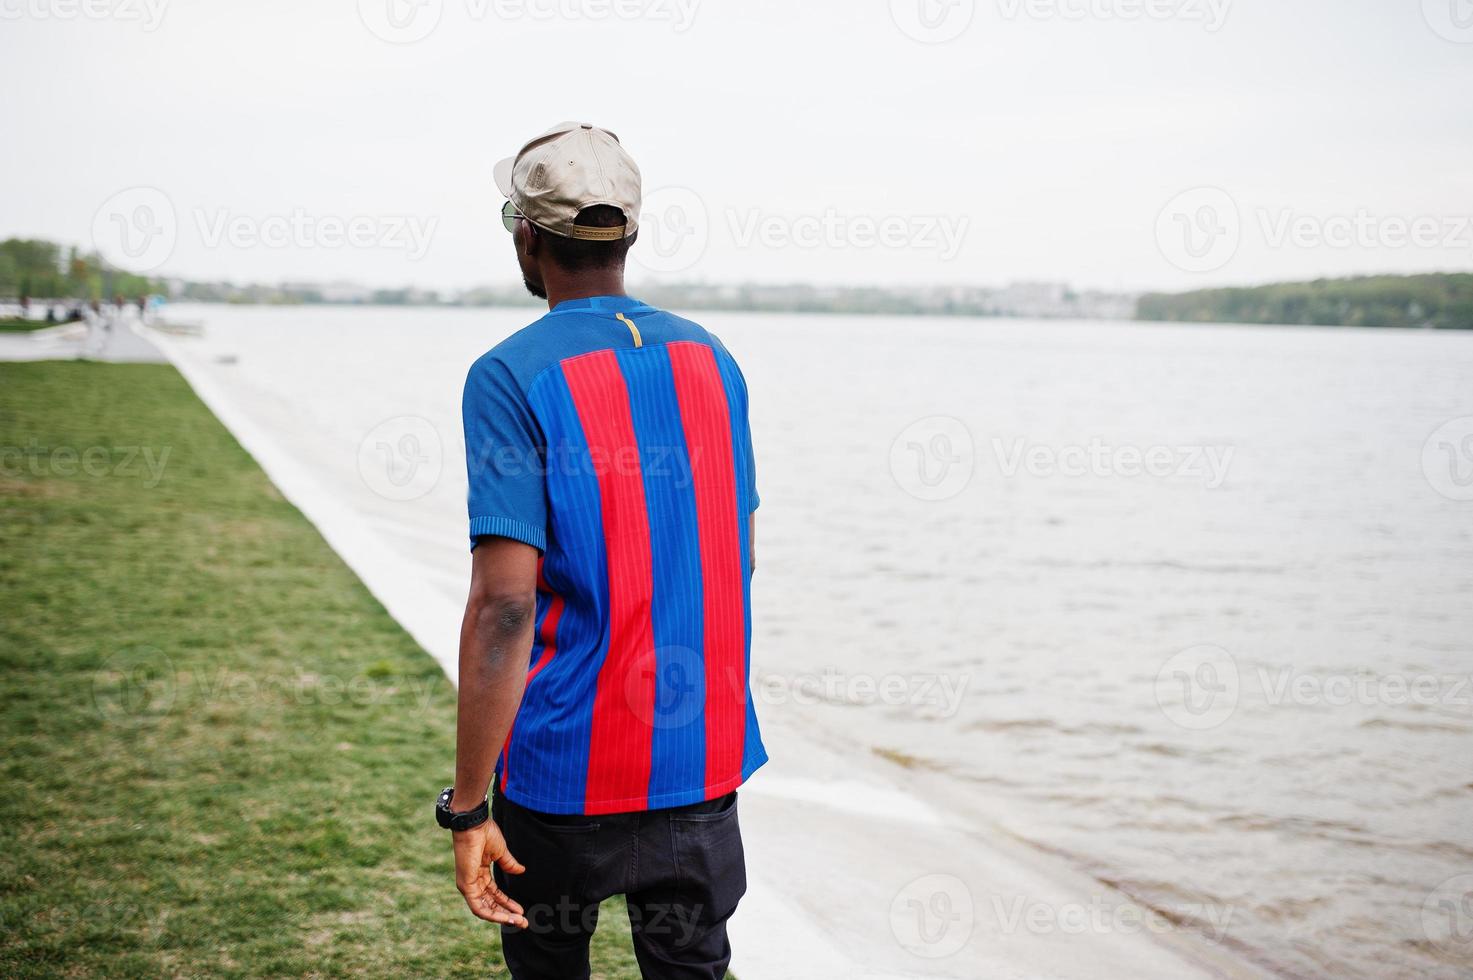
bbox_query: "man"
[434,122,766,980]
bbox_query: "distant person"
[437,122,764,980]
[83,300,106,357]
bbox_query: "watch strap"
[436,786,489,831]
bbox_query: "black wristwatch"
[436,786,489,832]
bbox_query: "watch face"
[437,788,487,830]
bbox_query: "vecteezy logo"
[1155,187,1240,273]
[1423,0,1473,42]
[1421,416,1473,502]
[626,646,705,729]
[890,873,974,959]
[632,186,709,275]
[357,416,442,501]
[91,187,177,273]
[357,0,443,43]
[91,646,177,724]
[889,0,975,43]
[1155,644,1240,730]
[1422,874,1473,953]
[889,416,974,502]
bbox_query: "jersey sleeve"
[462,355,547,552]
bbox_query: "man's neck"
[543,272,627,310]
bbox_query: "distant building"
[315,281,373,304]
[159,275,1140,320]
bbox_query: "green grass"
[0,362,643,978]
[0,317,52,332]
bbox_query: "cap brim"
[492,155,516,198]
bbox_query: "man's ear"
[517,220,540,258]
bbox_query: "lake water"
[163,303,1473,979]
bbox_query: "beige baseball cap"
[494,122,642,241]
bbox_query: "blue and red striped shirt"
[462,295,766,815]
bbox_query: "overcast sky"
[2,0,1471,293]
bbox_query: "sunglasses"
[501,200,524,233]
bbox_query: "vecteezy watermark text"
[2,442,170,488]
[632,187,974,275]
[989,893,1236,942]
[1156,644,1473,730]
[757,668,970,717]
[889,0,1230,43]
[992,437,1234,489]
[0,0,168,30]
[995,0,1231,32]
[1255,667,1473,711]
[195,209,437,261]
[1257,209,1472,251]
[91,647,444,724]
[475,0,699,30]
[91,186,439,273]
[356,0,699,43]
[889,419,1235,502]
[1157,186,1473,274]
[727,209,970,261]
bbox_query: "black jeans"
[491,791,746,980]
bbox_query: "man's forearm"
[450,594,535,811]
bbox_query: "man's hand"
[453,818,528,927]
[450,537,538,927]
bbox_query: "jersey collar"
[546,295,653,317]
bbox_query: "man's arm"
[448,535,539,927]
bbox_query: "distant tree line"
[0,238,161,302]
[1137,274,1473,330]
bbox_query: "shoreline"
[139,316,1269,979]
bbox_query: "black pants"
[492,791,746,980]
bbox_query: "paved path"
[0,316,167,363]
